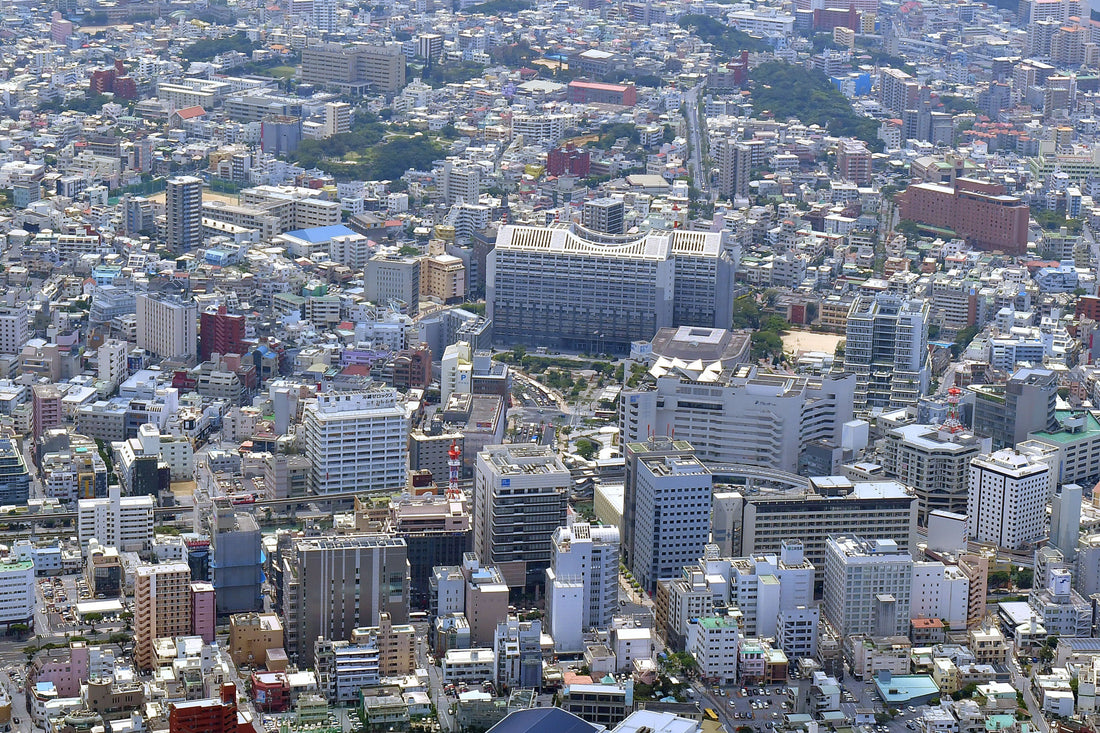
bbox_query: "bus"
[704,709,719,722]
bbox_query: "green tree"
[574,438,598,460]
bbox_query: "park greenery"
[182,32,258,62]
[750,61,883,151]
[290,110,444,182]
[677,14,770,56]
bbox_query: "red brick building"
[547,146,591,177]
[200,306,247,361]
[169,684,253,733]
[896,177,1029,254]
[566,80,638,106]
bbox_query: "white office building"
[135,292,198,362]
[632,452,713,594]
[474,445,570,586]
[0,559,34,626]
[843,293,930,410]
[881,424,990,524]
[545,521,621,652]
[301,390,409,495]
[729,540,815,638]
[911,561,970,629]
[686,615,740,685]
[967,449,1052,550]
[823,536,914,639]
[621,367,855,475]
[77,485,155,554]
[0,305,29,356]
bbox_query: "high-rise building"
[0,439,30,505]
[166,175,202,252]
[582,197,625,235]
[967,448,1052,550]
[32,385,63,447]
[202,500,263,616]
[620,366,855,475]
[714,477,918,586]
[300,43,406,94]
[0,559,34,629]
[323,102,352,137]
[77,485,155,553]
[970,367,1059,450]
[488,223,734,353]
[545,521,621,652]
[199,306,247,361]
[474,445,570,588]
[301,389,408,495]
[134,562,193,670]
[365,253,421,314]
[136,292,198,362]
[0,304,28,355]
[836,140,872,185]
[98,339,129,390]
[632,449,713,594]
[843,293,930,410]
[881,423,989,524]
[823,536,913,639]
[274,533,409,667]
[439,161,480,206]
[191,582,215,642]
[313,0,337,31]
[1051,483,1083,560]
[716,138,751,199]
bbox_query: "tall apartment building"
[0,439,30,505]
[836,140,872,185]
[823,536,913,639]
[166,175,202,252]
[970,367,1059,450]
[300,43,406,94]
[729,540,816,638]
[199,306,246,361]
[843,293,930,411]
[323,102,352,137]
[716,138,752,199]
[0,304,29,355]
[136,292,197,362]
[967,448,1052,550]
[274,533,410,667]
[488,223,734,353]
[633,451,713,594]
[313,0,337,30]
[545,521,621,652]
[32,384,63,443]
[201,500,263,615]
[301,390,408,495]
[582,197,626,235]
[439,162,481,206]
[714,477,918,587]
[620,366,856,475]
[77,485,155,553]
[365,253,421,314]
[879,68,919,115]
[134,562,193,670]
[0,559,34,628]
[881,424,990,524]
[98,339,128,390]
[474,445,570,587]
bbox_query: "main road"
[683,83,711,196]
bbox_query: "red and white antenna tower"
[941,386,964,433]
[447,440,462,498]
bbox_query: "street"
[683,84,711,196]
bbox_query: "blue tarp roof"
[284,225,357,243]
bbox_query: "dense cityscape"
[0,0,1097,732]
